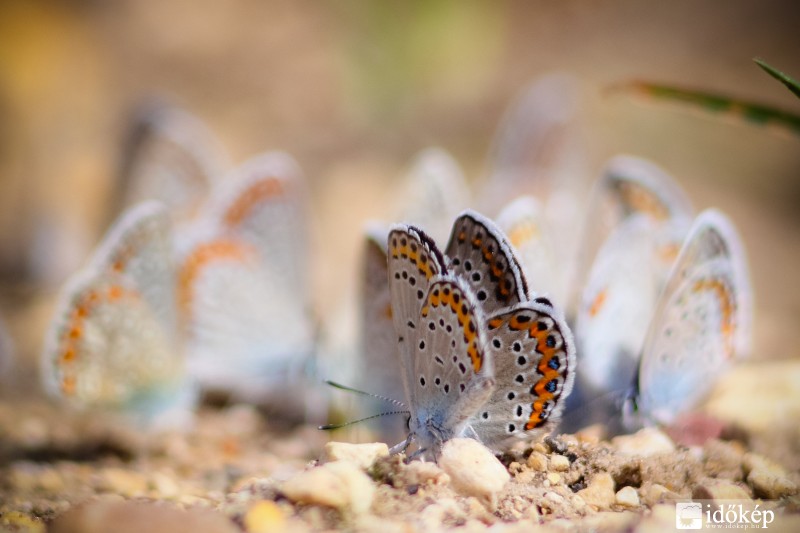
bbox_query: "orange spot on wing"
[223,177,285,229]
[588,288,608,318]
[507,221,538,249]
[618,182,669,220]
[692,278,736,356]
[426,284,483,372]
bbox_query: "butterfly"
[175,152,316,413]
[564,156,695,430]
[114,101,230,225]
[388,210,576,459]
[623,208,752,429]
[41,201,195,427]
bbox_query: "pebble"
[611,427,675,456]
[280,461,375,514]
[549,455,570,472]
[48,500,237,533]
[243,501,287,533]
[743,452,798,499]
[320,442,389,470]
[640,483,679,506]
[526,451,548,472]
[615,486,639,507]
[635,504,675,533]
[577,472,616,510]
[546,473,561,485]
[692,480,751,501]
[0,511,45,533]
[439,438,510,507]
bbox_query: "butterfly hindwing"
[471,300,575,449]
[408,276,494,454]
[635,209,751,425]
[445,210,529,314]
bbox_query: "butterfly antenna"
[318,410,410,431]
[324,380,406,408]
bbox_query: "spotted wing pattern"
[406,277,494,457]
[470,300,575,450]
[634,209,751,426]
[387,225,447,405]
[445,210,529,314]
[42,202,188,419]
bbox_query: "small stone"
[48,501,237,533]
[320,442,389,470]
[549,455,570,472]
[742,452,798,499]
[547,473,561,485]
[575,424,604,444]
[526,452,548,472]
[641,483,680,506]
[611,427,675,456]
[748,470,798,499]
[532,442,548,454]
[439,438,510,508]
[577,472,616,510]
[150,472,181,498]
[693,480,751,501]
[281,461,374,514]
[615,486,640,507]
[636,504,675,533]
[243,501,287,533]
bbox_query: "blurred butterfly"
[42,201,195,428]
[568,156,694,423]
[176,152,316,416]
[624,209,752,429]
[386,210,576,459]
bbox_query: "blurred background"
[0,0,799,381]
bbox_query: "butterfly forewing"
[445,210,529,314]
[387,225,447,406]
[470,301,575,449]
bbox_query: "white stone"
[615,486,640,507]
[320,441,389,470]
[611,427,675,456]
[438,438,510,507]
[549,455,570,472]
[281,461,375,514]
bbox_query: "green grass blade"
[754,58,800,99]
[616,81,800,136]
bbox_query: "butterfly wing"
[42,270,184,411]
[208,151,310,306]
[480,74,580,213]
[116,102,229,222]
[574,214,685,396]
[407,276,494,455]
[635,209,752,425]
[387,225,447,410]
[445,210,529,314]
[574,155,694,304]
[469,300,575,450]
[495,196,565,302]
[92,201,178,339]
